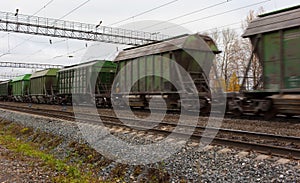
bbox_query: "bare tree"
[206,7,264,91]
[241,8,264,90]
[208,28,240,91]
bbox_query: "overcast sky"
[0,0,298,78]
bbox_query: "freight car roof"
[0,80,11,84]
[243,5,300,37]
[12,74,31,82]
[58,60,103,72]
[114,33,219,62]
[30,68,60,79]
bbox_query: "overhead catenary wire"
[0,33,9,39]
[58,0,91,20]
[108,0,180,26]
[154,0,271,32]
[49,46,87,61]
[141,0,232,30]
[200,21,242,33]
[3,0,92,61]
[5,0,90,53]
[0,0,56,56]
[32,0,55,16]
[22,39,68,62]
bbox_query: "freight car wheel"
[200,106,211,116]
[284,114,294,118]
[264,108,277,120]
[232,108,242,117]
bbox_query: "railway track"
[0,103,300,160]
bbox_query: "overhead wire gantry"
[0,61,63,69]
[0,11,169,46]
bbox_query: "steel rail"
[0,103,299,159]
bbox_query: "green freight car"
[0,80,12,101]
[113,33,220,111]
[57,60,117,106]
[30,68,60,104]
[11,74,31,102]
[243,5,300,91]
[232,5,300,117]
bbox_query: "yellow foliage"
[227,72,240,92]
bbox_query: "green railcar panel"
[131,59,139,92]
[118,62,126,92]
[259,28,300,91]
[138,57,146,92]
[146,55,154,92]
[30,68,59,95]
[58,60,116,95]
[12,74,31,96]
[187,50,213,74]
[153,55,162,91]
[114,33,218,95]
[162,53,171,91]
[244,6,300,92]
[0,81,11,96]
[117,54,174,93]
[283,29,300,89]
[263,32,281,90]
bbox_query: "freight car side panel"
[131,59,138,92]
[262,28,300,91]
[116,49,214,95]
[30,69,59,95]
[58,61,116,97]
[12,74,31,96]
[283,29,300,89]
[0,81,11,97]
[154,55,162,91]
[30,76,57,95]
[263,32,281,90]
[146,55,153,92]
[162,53,171,91]
[117,53,173,94]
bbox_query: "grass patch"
[0,122,99,182]
[0,118,171,182]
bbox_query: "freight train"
[0,60,117,107]
[0,5,299,118]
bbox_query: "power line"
[22,39,67,62]
[32,0,55,16]
[58,0,91,20]
[1,0,56,56]
[50,46,87,60]
[0,33,8,39]
[22,0,92,61]
[109,0,180,26]
[1,0,91,58]
[155,0,271,32]
[200,21,242,33]
[142,0,232,30]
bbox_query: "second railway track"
[0,103,299,160]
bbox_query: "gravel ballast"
[0,108,299,182]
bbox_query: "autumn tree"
[240,8,264,90]
[205,7,264,91]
